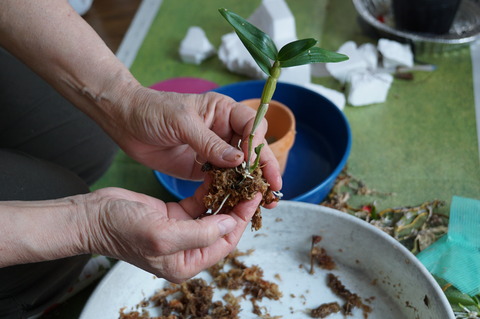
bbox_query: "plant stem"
[246,61,281,171]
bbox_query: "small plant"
[203,8,348,230]
[219,8,348,173]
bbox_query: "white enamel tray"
[80,201,454,319]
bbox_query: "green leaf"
[250,143,265,172]
[279,47,349,68]
[278,38,317,61]
[235,32,273,76]
[444,288,477,308]
[219,8,278,75]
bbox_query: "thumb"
[167,215,238,253]
[182,119,244,167]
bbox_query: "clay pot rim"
[240,98,296,131]
[240,98,296,175]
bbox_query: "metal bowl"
[352,0,480,55]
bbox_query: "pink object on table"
[149,77,219,94]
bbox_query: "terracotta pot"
[241,98,296,175]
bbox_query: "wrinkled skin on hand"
[83,187,263,283]
[82,89,283,282]
[0,0,283,282]
[113,88,282,193]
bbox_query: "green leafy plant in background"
[437,276,480,318]
[219,8,348,174]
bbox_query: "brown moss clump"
[202,164,278,230]
[208,250,282,302]
[208,249,282,318]
[119,278,240,319]
[326,273,372,317]
[311,302,342,318]
[309,236,336,275]
[118,249,282,319]
[307,236,373,318]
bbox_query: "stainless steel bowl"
[352,0,480,55]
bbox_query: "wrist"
[78,191,106,256]
[0,195,90,267]
[104,84,164,148]
[74,65,143,140]
[78,189,123,259]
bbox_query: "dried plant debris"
[209,249,282,316]
[306,236,373,318]
[119,249,282,319]
[203,164,279,230]
[321,168,448,253]
[309,235,336,275]
[310,302,342,318]
[320,167,394,213]
[119,278,240,319]
[326,273,372,317]
[453,303,480,319]
[308,273,372,318]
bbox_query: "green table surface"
[42,0,479,317]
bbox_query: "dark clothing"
[0,47,118,318]
[0,47,116,186]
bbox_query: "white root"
[273,190,284,199]
[212,194,231,215]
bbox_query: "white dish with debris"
[80,201,454,319]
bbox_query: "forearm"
[0,196,89,267]
[0,0,140,136]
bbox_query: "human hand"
[0,0,277,195]
[112,88,282,193]
[82,187,262,283]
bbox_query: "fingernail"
[217,217,237,235]
[221,147,243,162]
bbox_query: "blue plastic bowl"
[154,80,352,203]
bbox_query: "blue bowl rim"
[155,80,352,202]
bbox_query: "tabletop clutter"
[60,1,480,318]
[176,0,480,315]
[178,0,426,110]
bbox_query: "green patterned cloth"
[94,0,480,213]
